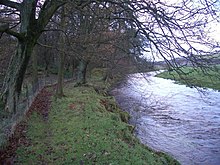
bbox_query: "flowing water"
[111,72,220,165]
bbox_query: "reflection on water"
[111,72,220,165]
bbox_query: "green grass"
[156,65,220,90]
[15,83,179,164]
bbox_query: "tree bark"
[1,40,35,113]
[56,6,66,97]
[76,60,88,85]
[56,48,65,97]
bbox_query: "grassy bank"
[9,81,179,164]
[156,66,220,90]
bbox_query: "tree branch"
[0,23,24,40]
[37,41,53,48]
[0,0,21,10]
[37,1,65,32]
[5,29,24,40]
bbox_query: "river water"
[111,72,220,165]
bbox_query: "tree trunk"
[56,6,66,97]
[1,40,35,113]
[76,60,88,85]
[32,46,38,84]
[56,50,65,97]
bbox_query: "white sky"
[140,0,220,61]
[208,22,220,42]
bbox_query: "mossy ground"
[156,65,220,90]
[14,81,179,164]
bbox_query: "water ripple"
[111,72,220,165]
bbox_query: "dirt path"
[0,87,54,164]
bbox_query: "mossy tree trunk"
[0,0,64,113]
[76,60,89,85]
[1,40,35,113]
[56,44,65,97]
[56,6,66,97]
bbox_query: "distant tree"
[67,2,142,84]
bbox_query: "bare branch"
[5,29,23,40]
[37,1,65,31]
[0,0,21,10]
[37,41,53,48]
[0,23,24,40]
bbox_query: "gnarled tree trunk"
[1,39,35,113]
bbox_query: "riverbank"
[0,77,179,164]
[111,71,220,164]
[156,66,220,90]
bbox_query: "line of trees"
[0,0,219,113]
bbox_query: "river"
[111,72,220,165]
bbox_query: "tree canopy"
[0,0,219,113]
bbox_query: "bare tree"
[0,0,219,113]
[130,0,220,67]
